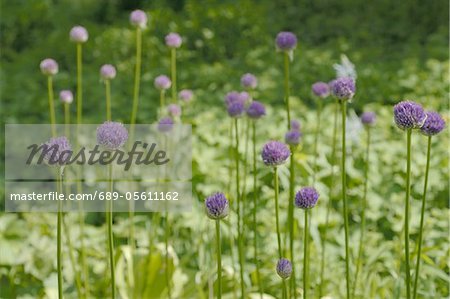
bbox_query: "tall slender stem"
[216,220,222,299]
[107,163,116,299]
[353,127,371,297]
[404,129,413,299]
[252,122,263,298]
[57,170,63,299]
[303,209,310,299]
[412,136,432,299]
[319,99,339,297]
[312,101,323,185]
[47,76,56,137]
[340,100,351,299]
[76,43,83,125]
[274,167,282,258]
[160,91,166,116]
[171,48,177,103]
[288,149,297,298]
[64,104,70,137]
[130,27,142,136]
[282,279,287,299]
[105,80,111,121]
[283,52,291,129]
[234,118,245,299]
[165,212,172,298]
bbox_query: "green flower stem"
[216,220,222,299]
[234,118,245,299]
[76,43,83,125]
[160,90,166,116]
[312,100,323,185]
[319,99,339,297]
[252,122,263,298]
[288,149,297,298]
[353,126,372,297]
[57,170,63,299]
[412,136,432,299]
[283,52,291,129]
[62,212,83,299]
[171,48,177,103]
[274,167,282,259]
[105,80,111,121]
[404,128,413,299]
[303,209,310,299]
[282,279,287,299]
[241,118,250,245]
[107,163,116,299]
[47,76,56,137]
[165,212,172,299]
[130,27,142,136]
[64,104,70,138]
[340,100,351,299]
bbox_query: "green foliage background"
[0,0,449,298]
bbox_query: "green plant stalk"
[234,118,245,299]
[288,149,297,299]
[216,220,222,299]
[62,212,83,299]
[319,99,339,297]
[340,100,351,299]
[105,80,111,121]
[160,90,166,116]
[57,170,63,299]
[241,118,250,247]
[130,27,142,136]
[64,104,70,137]
[353,126,371,297]
[76,43,83,125]
[312,100,323,185]
[47,76,56,137]
[303,209,310,299]
[274,167,282,258]
[165,212,172,299]
[107,163,116,299]
[283,52,291,129]
[412,135,432,299]
[404,129,413,299]
[282,279,287,299]
[171,48,177,103]
[252,122,263,298]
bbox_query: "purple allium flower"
[130,10,148,28]
[241,73,258,89]
[165,32,182,48]
[275,32,297,51]
[246,101,266,119]
[291,120,301,131]
[158,117,174,133]
[312,81,330,98]
[240,91,251,103]
[154,75,172,90]
[261,141,291,167]
[331,77,355,100]
[285,130,301,146]
[393,100,427,130]
[69,26,88,43]
[179,89,193,102]
[96,121,128,150]
[167,104,182,118]
[40,58,58,76]
[224,91,242,105]
[43,136,72,166]
[360,111,376,126]
[205,192,229,220]
[227,100,245,118]
[295,187,319,209]
[59,90,73,104]
[276,258,292,279]
[100,64,117,80]
[420,111,445,136]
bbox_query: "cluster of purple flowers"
[285,119,302,146]
[394,100,445,135]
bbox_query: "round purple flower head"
[261,141,291,167]
[69,26,88,43]
[43,136,72,166]
[285,130,301,146]
[291,120,301,131]
[275,32,297,51]
[420,111,445,136]
[179,89,193,102]
[295,187,319,209]
[40,58,58,76]
[227,100,245,118]
[225,91,241,105]
[331,77,355,100]
[241,73,258,89]
[246,101,266,119]
[312,81,330,98]
[59,90,73,104]
[167,104,182,118]
[361,112,376,126]
[276,258,292,279]
[100,64,117,80]
[240,91,251,103]
[158,117,174,133]
[205,192,229,220]
[165,32,182,48]
[393,100,427,130]
[154,75,172,90]
[130,10,147,28]
[96,121,128,150]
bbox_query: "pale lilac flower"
[154,75,172,90]
[40,58,58,76]
[241,73,258,89]
[96,121,128,150]
[59,90,73,104]
[100,64,117,80]
[130,10,148,28]
[167,104,182,118]
[165,32,182,48]
[179,89,193,102]
[70,26,88,43]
